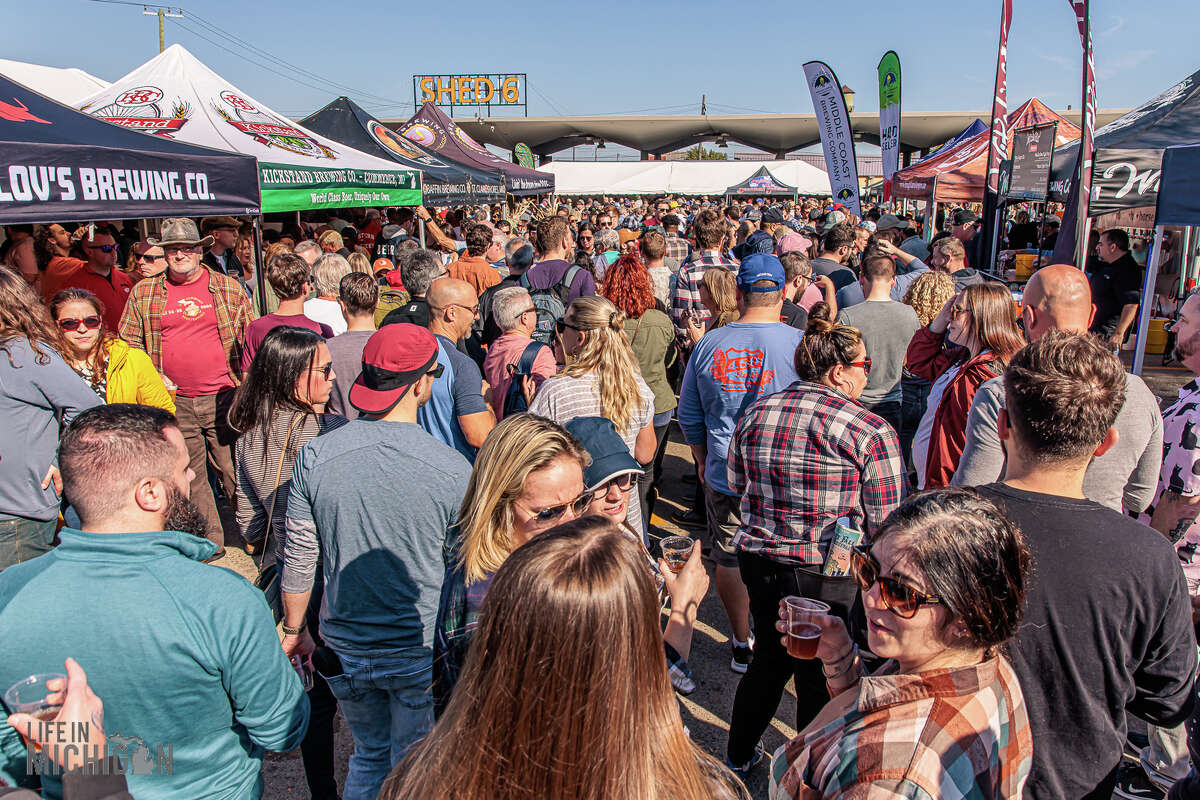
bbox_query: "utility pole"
[701,94,707,115]
[143,5,184,53]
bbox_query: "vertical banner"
[1068,0,1096,264]
[877,51,902,202]
[804,60,861,216]
[984,0,1015,194]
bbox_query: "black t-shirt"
[1007,222,1039,250]
[380,296,429,328]
[976,483,1196,800]
[1088,252,1143,337]
[810,256,857,291]
[780,300,808,330]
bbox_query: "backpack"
[519,264,582,344]
[374,287,410,328]
[503,341,549,417]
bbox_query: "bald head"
[427,278,479,339]
[1022,264,1095,339]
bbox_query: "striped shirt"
[770,657,1033,800]
[234,411,348,566]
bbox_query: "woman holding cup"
[769,488,1034,799]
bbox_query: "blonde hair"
[560,295,645,433]
[347,251,372,275]
[457,414,589,585]
[903,270,956,327]
[317,229,343,252]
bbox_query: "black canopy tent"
[0,73,259,224]
[723,166,798,200]
[301,97,504,207]
[397,102,554,196]
[1049,65,1200,263]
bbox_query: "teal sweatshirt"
[0,530,309,799]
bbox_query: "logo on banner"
[748,175,782,190]
[85,85,189,137]
[452,125,488,154]
[213,91,335,159]
[366,120,447,167]
[403,123,442,149]
[813,75,829,89]
[0,98,50,124]
[882,71,897,87]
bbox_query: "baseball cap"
[372,257,394,274]
[876,213,907,232]
[618,228,639,247]
[953,209,979,225]
[821,210,847,232]
[737,252,786,292]
[349,324,439,415]
[761,206,786,224]
[776,232,813,256]
[564,416,643,492]
[743,208,762,222]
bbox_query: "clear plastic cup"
[783,597,831,659]
[5,673,65,752]
[659,536,695,573]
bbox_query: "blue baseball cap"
[737,253,786,293]
[564,417,642,492]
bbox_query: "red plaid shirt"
[670,249,738,336]
[729,380,904,564]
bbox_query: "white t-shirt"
[913,363,962,490]
[303,298,347,336]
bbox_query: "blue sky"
[7,0,1196,135]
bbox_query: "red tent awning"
[892,98,1081,202]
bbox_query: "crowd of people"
[0,192,1192,800]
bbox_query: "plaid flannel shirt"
[117,267,252,383]
[663,232,691,266]
[670,250,738,336]
[769,657,1032,800]
[433,532,693,713]
[729,381,903,565]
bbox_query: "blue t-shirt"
[418,334,489,461]
[677,321,803,495]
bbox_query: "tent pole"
[1179,226,1194,301]
[988,198,1004,271]
[1132,224,1166,376]
[252,217,267,318]
[1078,224,1092,271]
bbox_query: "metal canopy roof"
[380,109,1129,158]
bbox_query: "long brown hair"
[48,289,118,389]
[382,520,747,800]
[959,282,1025,363]
[0,266,68,367]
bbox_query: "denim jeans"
[325,648,433,800]
[0,516,57,571]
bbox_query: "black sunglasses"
[427,364,444,378]
[850,544,942,619]
[310,364,334,378]
[554,318,580,335]
[136,253,165,262]
[57,315,102,332]
[531,492,592,523]
[590,472,635,498]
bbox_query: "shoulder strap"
[557,264,582,296]
[629,314,644,346]
[516,340,547,374]
[258,412,306,576]
[518,271,532,290]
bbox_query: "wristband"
[282,619,307,636]
[822,644,857,677]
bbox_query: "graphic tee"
[161,271,234,397]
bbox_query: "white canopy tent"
[0,58,109,105]
[540,159,831,196]
[76,45,421,213]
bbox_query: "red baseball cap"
[349,324,439,415]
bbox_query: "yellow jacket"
[105,338,176,414]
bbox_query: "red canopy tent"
[892,98,1080,202]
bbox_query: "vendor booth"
[0,73,259,224]
[398,102,553,196]
[724,166,799,200]
[77,45,422,214]
[302,96,504,207]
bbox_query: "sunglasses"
[84,244,117,253]
[529,492,592,523]
[310,363,334,378]
[427,364,445,378]
[57,315,102,332]
[554,318,580,335]
[136,252,166,262]
[850,544,942,619]
[591,472,635,498]
[845,358,872,375]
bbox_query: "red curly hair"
[602,253,655,318]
